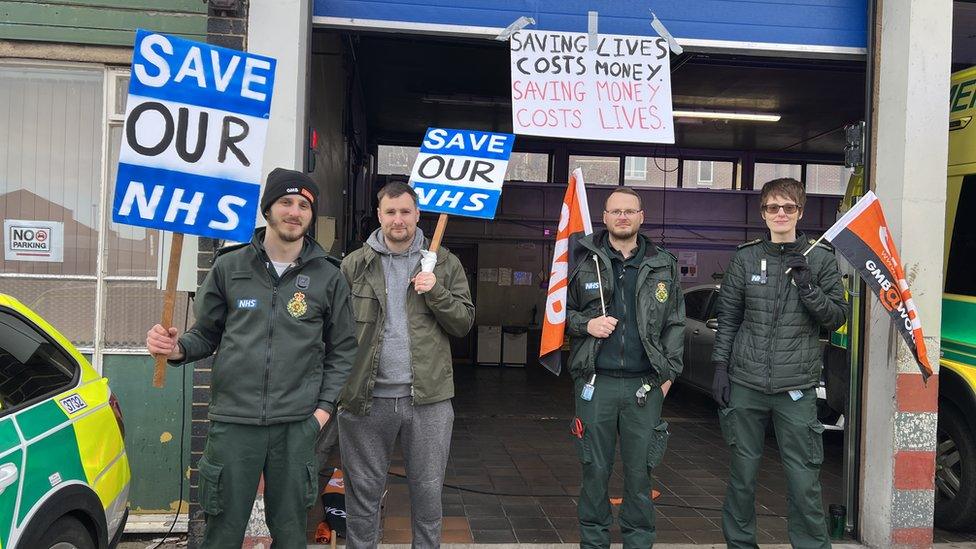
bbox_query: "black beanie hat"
[260,168,319,217]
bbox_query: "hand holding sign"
[409,128,515,220]
[408,128,515,275]
[146,324,182,360]
[413,271,437,294]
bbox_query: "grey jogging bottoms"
[338,397,454,549]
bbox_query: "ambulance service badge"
[287,292,308,318]
[655,281,668,303]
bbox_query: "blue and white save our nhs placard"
[408,128,515,220]
[112,29,277,242]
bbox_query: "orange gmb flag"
[540,168,593,375]
[821,190,933,379]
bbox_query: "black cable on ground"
[386,470,788,518]
[150,296,191,549]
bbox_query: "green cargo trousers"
[196,417,320,549]
[575,374,670,549]
[719,383,829,549]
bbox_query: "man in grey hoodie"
[338,181,475,548]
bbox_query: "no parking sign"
[4,220,64,262]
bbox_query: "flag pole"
[802,233,828,256]
[785,232,829,275]
[592,255,607,316]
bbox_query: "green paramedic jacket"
[173,228,358,424]
[338,240,475,415]
[710,234,847,393]
[566,231,686,386]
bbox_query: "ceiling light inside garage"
[673,110,781,122]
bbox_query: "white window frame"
[0,61,148,373]
[624,157,648,180]
[698,161,714,186]
[97,67,155,364]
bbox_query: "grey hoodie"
[365,227,425,397]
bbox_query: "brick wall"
[206,0,249,50]
[188,5,249,545]
[187,237,218,547]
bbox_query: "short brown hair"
[605,187,643,210]
[377,181,418,207]
[760,178,806,209]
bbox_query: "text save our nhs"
[112,29,277,242]
[409,128,515,220]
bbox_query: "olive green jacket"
[339,239,474,414]
[175,229,357,424]
[566,231,686,386]
[711,234,847,393]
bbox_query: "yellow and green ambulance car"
[937,65,976,531]
[0,293,130,548]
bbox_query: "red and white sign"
[510,30,674,144]
[4,219,64,262]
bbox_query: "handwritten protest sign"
[113,29,276,386]
[409,128,515,220]
[510,30,674,144]
[112,29,277,242]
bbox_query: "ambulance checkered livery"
[0,293,130,549]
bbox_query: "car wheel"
[935,403,976,532]
[36,515,96,549]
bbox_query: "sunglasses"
[761,203,801,215]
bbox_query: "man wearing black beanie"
[147,167,357,548]
[260,167,320,219]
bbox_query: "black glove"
[712,361,731,408]
[785,253,814,292]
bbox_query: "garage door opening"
[309,28,868,544]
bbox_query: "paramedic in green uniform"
[566,187,685,548]
[711,178,847,549]
[146,169,358,549]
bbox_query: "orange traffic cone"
[609,490,660,505]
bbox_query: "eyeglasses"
[761,203,800,214]
[605,209,642,217]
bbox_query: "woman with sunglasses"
[710,177,848,549]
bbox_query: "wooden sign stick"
[153,232,184,388]
[429,213,449,253]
